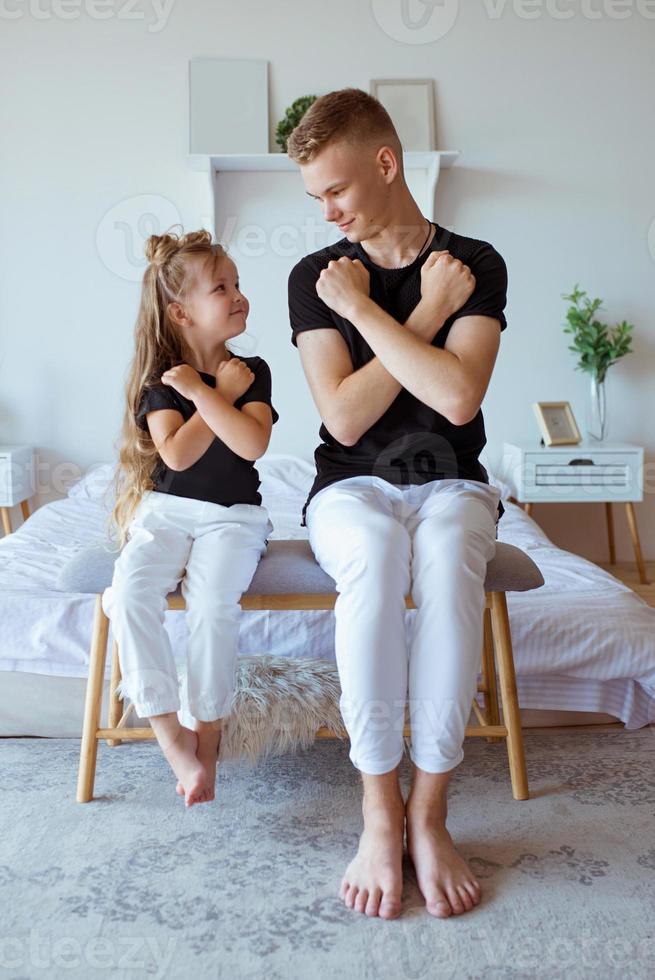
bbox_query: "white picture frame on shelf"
[189,58,269,155]
[369,78,436,151]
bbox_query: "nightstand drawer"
[523,451,641,501]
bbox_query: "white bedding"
[1,453,654,729]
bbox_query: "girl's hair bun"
[144,226,214,268]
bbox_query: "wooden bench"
[66,539,545,803]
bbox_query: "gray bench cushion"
[56,538,544,596]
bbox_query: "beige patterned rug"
[1,727,654,979]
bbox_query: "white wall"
[1,0,653,561]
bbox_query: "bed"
[1,453,654,737]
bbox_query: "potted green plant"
[275,95,317,153]
[561,284,634,442]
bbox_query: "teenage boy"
[287,88,507,921]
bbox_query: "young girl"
[104,227,278,808]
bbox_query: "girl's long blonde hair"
[109,226,228,549]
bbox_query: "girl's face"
[182,254,249,341]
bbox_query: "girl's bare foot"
[160,725,207,808]
[405,812,482,917]
[176,720,221,803]
[195,724,220,801]
[340,785,405,919]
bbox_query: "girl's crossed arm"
[147,363,272,470]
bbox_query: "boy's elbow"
[447,398,480,427]
[337,430,359,448]
[327,419,359,447]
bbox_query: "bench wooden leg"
[76,595,110,802]
[106,639,123,747]
[482,606,502,743]
[489,591,529,800]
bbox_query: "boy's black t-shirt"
[288,222,508,526]
[135,354,279,507]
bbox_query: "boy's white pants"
[102,490,273,722]
[306,476,500,776]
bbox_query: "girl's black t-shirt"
[135,354,278,507]
[288,222,508,527]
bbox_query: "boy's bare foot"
[160,725,207,808]
[405,812,481,917]
[339,787,405,919]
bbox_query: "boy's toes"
[354,889,369,914]
[365,888,382,917]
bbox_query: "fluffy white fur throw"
[172,656,347,763]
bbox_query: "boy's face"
[301,139,392,243]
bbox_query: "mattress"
[1,453,654,733]
[0,670,621,739]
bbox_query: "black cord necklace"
[416,217,433,260]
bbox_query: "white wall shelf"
[189,151,460,232]
[189,150,460,174]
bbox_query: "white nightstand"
[502,441,650,585]
[0,445,35,536]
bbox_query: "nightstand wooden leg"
[524,502,533,518]
[20,499,30,521]
[1,508,11,536]
[625,502,650,586]
[605,502,615,564]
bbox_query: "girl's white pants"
[306,476,500,776]
[102,490,273,722]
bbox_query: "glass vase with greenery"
[561,284,634,442]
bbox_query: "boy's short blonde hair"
[286,87,403,169]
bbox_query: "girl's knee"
[184,592,241,623]
[105,576,168,621]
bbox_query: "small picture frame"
[369,78,436,151]
[532,402,582,446]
